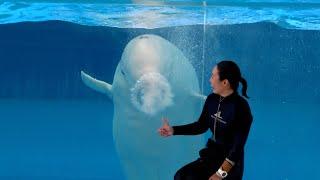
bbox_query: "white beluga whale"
[81,34,206,180]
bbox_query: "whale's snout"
[130,72,173,116]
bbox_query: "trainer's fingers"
[158,128,165,134]
[159,130,164,136]
[159,128,165,133]
[161,132,167,137]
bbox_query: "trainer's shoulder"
[206,93,218,101]
[236,94,251,109]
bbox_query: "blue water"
[0,1,320,180]
[0,100,124,179]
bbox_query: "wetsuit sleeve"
[172,97,210,135]
[226,99,253,164]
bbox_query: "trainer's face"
[210,66,225,94]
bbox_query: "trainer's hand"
[158,117,174,137]
[208,173,222,180]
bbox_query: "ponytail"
[240,77,249,99]
[217,60,250,99]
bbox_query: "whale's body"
[81,34,206,180]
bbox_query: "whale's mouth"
[130,72,173,116]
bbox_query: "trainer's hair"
[217,60,249,99]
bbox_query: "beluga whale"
[81,34,206,180]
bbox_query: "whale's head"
[116,35,175,116]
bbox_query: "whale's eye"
[121,69,126,76]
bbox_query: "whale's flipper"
[81,71,113,100]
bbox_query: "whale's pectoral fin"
[191,92,207,105]
[80,71,113,100]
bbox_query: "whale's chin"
[130,72,174,116]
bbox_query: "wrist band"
[217,168,228,178]
[226,158,235,166]
[215,172,224,178]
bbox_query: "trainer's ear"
[222,79,229,86]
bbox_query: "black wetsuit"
[172,92,253,180]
